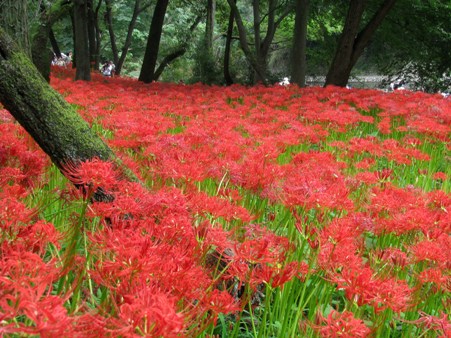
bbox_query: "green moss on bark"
[0,27,139,187]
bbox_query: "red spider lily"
[309,310,371,337]
[401,311,451,338]
[375,168,393,182]
[375,247,408,269]
[377,116,392,134]
[330,266,412,313]
[410,235,451,269]
[433,172,447,181]
[187,190,253,222]
[202,289,241,318]
[1,66,448,336]
[0,124,49,189]
[62,158,119,199]
[278,151,353,211]
[269,261,309,288]
[417,268,450,292]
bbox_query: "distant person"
[390,79,405,91]
[101,61,115,77]
[52,51,72,67]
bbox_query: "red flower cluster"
[0,67,449,336]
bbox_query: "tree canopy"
[0,0,449,90]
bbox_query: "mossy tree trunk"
[0,0,31,57]
[0,27,137,199]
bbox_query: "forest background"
[0,0,450,92]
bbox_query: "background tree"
[371,0,450,92]
[105,0,152,76]
[0,0,31,56]
[291,0,309,86]
[87,0,103,70]
[223,0,236,85]
[31,0,72,81]
[193,0,219,84]
[324,0,397,87]
[73,0,91,80]
[138,0,170,83]
[154,14,202,81]
[226,0,294,84]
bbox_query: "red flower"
[62,158,119,199]
[310,310,371,337]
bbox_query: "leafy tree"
[372,0,451,92]
[324,0,397,87]
[105,0,152,76]
[226,0,294,84]
[155,14,202,81]
[139,0,170,83]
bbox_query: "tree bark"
[0,27,112,167]
[73,0,91,80]
[31,0,72,82]
[325,0,397,87]
[291,0,309,87]
[116,0,152,76]
[87,0,102,70]
[206,0,215,51]
[49,29,62,58]
[226,0,266,84]
[0,28,137,200]
[138,0,170,83]
[104,0,119,66]
[0,0,31,57]
[223,0,235,85]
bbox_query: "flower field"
[0,67,450,337]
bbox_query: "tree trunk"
[153,15,202,81]
[104,0,119,66]
[226,0,293,84]
[87,0,102,70]
[226,0,266,84]
[0,28,137,200]
[325,0,397,87]
[73,0,91,80]
[1,27,112,164]
[206,0,215,51]
[116,0,152,76]
[49,29,62,58]
[31,0,72,82]
[291,0,309,87]
[0,0,31,57]
[252,0,264,83]
[32,25,54,83]
[223,0,235,85]
[138,0,170,83]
